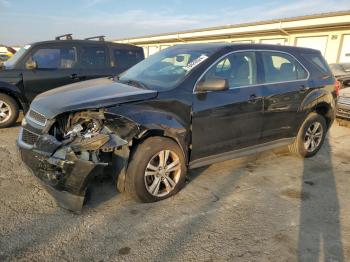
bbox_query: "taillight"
[335,80,341,97]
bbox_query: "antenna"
[55,34,73,40]
[85,35,105,41]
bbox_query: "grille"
[338,96,350,105]
[22,128,39,145]
[27,109,47,126]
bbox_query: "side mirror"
[196,77,229,92]
[25,59,37,70]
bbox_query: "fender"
[0,80,28,112]
[105,105,190,160]
[298,87,335,130]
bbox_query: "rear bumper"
[337,103,350,119]
[17,129,101,212]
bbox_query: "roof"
[169,42,321,54]
[28,39,141,49]
[114,10,350,42]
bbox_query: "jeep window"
[31,47,77,69]
[114,49,143,68]
[202,51,257,88]
[3,45,31,69]
[261,51,308,83]
[81,46,108,68]
[118,46,217,91]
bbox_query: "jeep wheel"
[125,137,187,202]
[0,94,19,128]
[289,113,327,158]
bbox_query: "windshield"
[118,45,218,91]
[3,45,31,69]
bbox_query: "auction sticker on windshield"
[183,54,208,71]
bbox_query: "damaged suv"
[17,43,337,212]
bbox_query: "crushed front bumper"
[17,128,103,213]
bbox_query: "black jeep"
[0,34,144,127]
[17,43,337,212]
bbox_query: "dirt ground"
[0,120,349,262]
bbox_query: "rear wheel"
[0,93,19,128]
[289,113,327,158]
[125,137,187,202]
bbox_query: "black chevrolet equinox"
[17,43,337,212]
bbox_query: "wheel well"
[0,90,23,110]
[132,129,188,163]
[314,104,332,128]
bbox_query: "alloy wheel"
[144,150,181,197]
[304,121,323,153]
[0,100,11,124]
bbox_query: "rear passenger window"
[80,46,108,68]
[261,52,308,83]
[204,51,257,88]
[114,49,143,69]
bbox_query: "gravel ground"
[0,120,349,262]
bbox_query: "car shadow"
[297,136,344,261]
[84,174,118,209]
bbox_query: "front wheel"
[125,137,187,202]
[0,93,19,128]
[289,113,327,158]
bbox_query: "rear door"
[22,44,79,101]
[191,51,264,161]
[259,51,310,143]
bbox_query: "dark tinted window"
[80,46,108,68]
[204,51,257,88]
[32,47,77,69]
[114,49,143,68]
[261,52,308,83]
[303,53,332,75]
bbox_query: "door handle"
[299,85,310,93]
[248,94,260,104]
[70,73,80,80]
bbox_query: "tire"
[125,136,187,202]
[0,93,19,128]
[289,113,327,158]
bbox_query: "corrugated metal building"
[114,11,350,64]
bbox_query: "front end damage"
[17,109,136,212]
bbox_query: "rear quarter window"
[302,53,332,75]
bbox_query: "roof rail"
[55,34,73,40]
[85,35,105,41]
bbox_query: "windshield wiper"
[119,79,149,90]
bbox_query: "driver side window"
[30,47,77,69]
[203,51,257,89]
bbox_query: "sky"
[0,0,350,46]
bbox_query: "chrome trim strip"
[193,49,310,94]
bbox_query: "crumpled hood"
[30,77,157,119]
[339,87,350,98]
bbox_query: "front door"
[22,44,79,101]
[191,51,264,162]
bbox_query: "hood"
[30,77,158,118]
[339,87,350,98]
